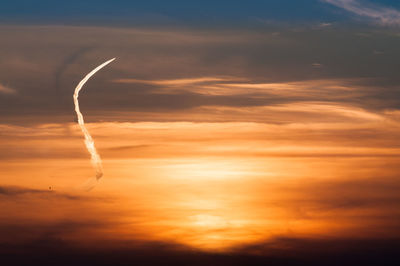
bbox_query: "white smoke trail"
[73,58,115,189]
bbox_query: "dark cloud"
[1,229,399,266]
[275,177,400,220]
[0,185,99,201]
[0,179,399,265]
[0,186,51,196]
[233,237,400,265]
[54,46,95,92]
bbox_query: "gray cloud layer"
[1,25,400,124]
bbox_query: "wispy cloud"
[113,77,232,86]
[0,83,15,94]
[0,186,96,201]
[324,0,400,26]
[2,25,400,124]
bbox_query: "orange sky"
[1,26,400,260]
[1,107,400,251]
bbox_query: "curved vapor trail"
[73,58,115,189]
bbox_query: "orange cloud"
[0,83,15,94]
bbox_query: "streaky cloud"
[0,83,16,94]
[324,0,400,26]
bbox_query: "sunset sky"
[1,1,400,265]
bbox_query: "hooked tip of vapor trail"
[99,58,116,69]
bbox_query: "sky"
[0,0,339,26]
[1,1,400,265]
[1,0,400,25]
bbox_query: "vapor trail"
[73,58,115,189]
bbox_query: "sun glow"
[2,118,399,251]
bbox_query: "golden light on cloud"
[0,4,400,266]
[113,77,229,86]
[1,18,400,265]
[1,25,400,254]
[2,107,400,251]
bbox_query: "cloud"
[1,25,400,124]
[1,227,399,266]
[312,62,323,68]
[1,23,400,266]
[233,237,400,262]
[324,0,400,26]
[54,46,94,91]
[318,22,333,28]
[0,185,102,201]
[0,83,15,94]
[113,77,233,86]
[0,186,52,196]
